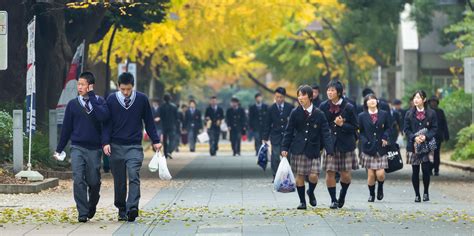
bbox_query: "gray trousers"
[188,129,197,151]
[270,143,282,176]
[110,144,144,215]
[70,145,102,217]
[253,131,262,155]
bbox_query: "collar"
[331,98,343,106]
[368,109,378,115]
[303,104,313,113]
[276,102,284,108]
[78,95,93,113]
[115,91,136,109]
[416,107,425,112]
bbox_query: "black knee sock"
[368,185,375,196]
[308,182,317,194]
[412,165,421,197]
[297,186,306,203]
[328,187,337,202]
[422,162,431,194]
[377,181,384,194]
[339,182,350,199]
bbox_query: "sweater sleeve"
[56,102,73,153]
[143,97,160,144]
[87,91,110,122]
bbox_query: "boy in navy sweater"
[102,72,161,222]
[54,72,109,223]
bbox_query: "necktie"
[83,98,91,113]
[124,97,131,108]
[304,109,310,119]
[416,111,425,121]
[370,113,378,124]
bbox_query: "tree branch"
[246,72,297,101]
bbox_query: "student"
[226,97,247,156]
[312,84,322,108]
[205,96,225,156]
[54,72,109,222]
[358,94,390,202]
[160,94,179,159]
[248,93,268,156]
[184,99,203,152]
[281,85,334,210]
[102,72,162,222]
[263,87,294,181]
[319,80,359,209]
[428,96,449,176]
[151,98,162,139]
[404,90,438,202]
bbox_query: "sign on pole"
[26,16,36,135]
[0,11,7,70]
[118,62,137,90]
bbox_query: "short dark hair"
[118,72,135,86]
[231,97,239,103]
[181,104,188,109]
[363,94,378,111]
[210,96,217,100]
[326,80,343,98]
[297,85,313,101]
[151,98,160,104]
[274,87,286,96]
[78,71,95,85]
[392,99,402,105]
[189,99,196,105]
[254,93,262,99]
[163,94,171,102]
[311,84,320,90]
[362,88,375,97]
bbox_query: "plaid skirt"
[360,152,388,170]
[322,151,359,172]
[406,151,434,165]
[290,154,321,176]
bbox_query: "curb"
[440,160,474,172]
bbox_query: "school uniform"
[159,101,179,157]
[56,91,109,219]
[226,106,247,155]
[205,105,224,156]
[248,103,268,155]
[430,106,449,175]
[319,98,359,171]
[151,105,162,138]
[281,105,334,175]
[103,91,160,219]
[358,110,390,170]
[263,102,294,176]
[404,107,438,165]
[184,108,203,152]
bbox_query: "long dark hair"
[411,90,428,108]
[363,94,378,111]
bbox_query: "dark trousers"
[230,129,242,155]
[208,128,220,155]
[253,131,263,155]
[270,143,282,176]
[70,145,102,218]
[432,142,442,173]
[162,129,177,157]
[188,129,197,151]
[110,144,144,215]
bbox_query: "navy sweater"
[103,91,160,145]
[56,91,109,153]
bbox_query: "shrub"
[439,89,472,149]
[452,124,474,161]
[0,111,13,162]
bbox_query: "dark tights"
[412,162,431,196]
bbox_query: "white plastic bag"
[273,157,296,193]
[158,152,172,180]
[53,151,66,161]
[148,152,160,172]
[197,131,210,143]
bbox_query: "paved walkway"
[114,147,474,236]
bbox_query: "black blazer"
[184,109,203,132]
[403,107,438,153]
[431,107,449,142]
[319,99,359,153]
[159,102,179,133]
[263,102,294,144]
[225,107,247,132]
[205,106,224,130]
[248,103,268,132]
[281,106,334,159]
[358,110,391,156]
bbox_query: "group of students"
[272,81,442,210]
[54,72,161,223]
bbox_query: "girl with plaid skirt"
[404,90,438,202]
[319,80,359,209]
[281,85,334,210]
[358,94,391,202]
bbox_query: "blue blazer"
[358,110,391,156]
[403,107,438,153]
[263,102,294,145]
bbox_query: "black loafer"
[88,207,96,219]
[415,196,421,202]
[127,208,139,222]
[377,191,384,201]
[330,201,338,209]
[337,198,345,208]
[78,216,88,223]
[118,211,127,221]
[297,202,307,210]
[423,194,430,202]
[307,190,317,207]
[368,196,375,202]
